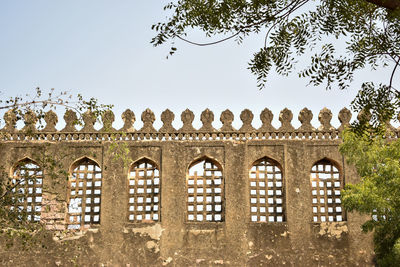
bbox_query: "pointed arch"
[310,158,345,222]
[10,156,38,176]
[69,156,101,173]
[67,157,102,229]
[127,157,161,223]
[187,155,223,172]
[186,156,224,222]
[10,158,43,222]
[249,157,285,222]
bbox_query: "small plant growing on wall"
[0,88,114,249]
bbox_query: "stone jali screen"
[127,159,160,223]
[186,159,223,222]
[11,159,43,222]
[249,157,285,222]
[67,158,102,229]
[310,159,345,222]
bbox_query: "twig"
[389,56,400,89]
[177,32,241,46]
[0,178,24,201]
[177,0,309,47]
[0,100,81,113]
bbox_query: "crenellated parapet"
[1,107,399,141]
[0,106,376,266]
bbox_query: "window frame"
[185,157,224,223]
[66,157,102,230]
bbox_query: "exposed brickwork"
[40,193,66,231]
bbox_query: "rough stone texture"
[0,108,380,266]
[318,108,335,132]
[2,109,17,132]
[22,109,38,133]
[101,110,116,132]
[42,110,58,132]
[159,109,176,133]
[61,110,77,132]
[220,109,236,132]
[140,109,157,133]
[81,110,96,132]
[338,108,352,132]
[298,108,315,132]
[199,109,216,132]
[120,109,136,132]
[259,108,276,132]
[278,108,294,132]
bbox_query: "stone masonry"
[0,107,381,266]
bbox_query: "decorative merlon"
[1,107,399,141]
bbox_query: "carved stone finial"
[318,108,334,131]
[120,109,135,132]
[81,110,96,132]
[338,108,352,132]
[22,110,38,132]
[62,110,77,132]
[298,108,315,132]
[239,109,255,132]
[140,109,156,132]
[159,109,176,132]
[220,109,235,131]
[357,109,371,124]
[278,108,294,131]
[179,109,196,132]
[199,109,215,132]
[2,109,17,132]
[259,108,275,132]
[397,113,400,131]
[101,110,116,132]
[42,110,58,132]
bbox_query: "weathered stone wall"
[0,108,380,266]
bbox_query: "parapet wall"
[0,108,376,266]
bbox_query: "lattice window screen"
[249,158,285,222]
[67,158,102,229]
[187,159,224,222]
[128,159,160,222]
[11,159,43,222]
[310,159,345,222]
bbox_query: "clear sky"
[0,1,394,129]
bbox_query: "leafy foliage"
[0,87,114,129]
[351,83,400,133]
[340,129,400,265]
[0,166,43,250]
[0,89,114,249]
[152,0,399,91]
[153,1,400,264]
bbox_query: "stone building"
[0,107,376,266]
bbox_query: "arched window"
[310,159,345,222]
[67,158,102,229]
[187,158,224,222]
[249,157,284,222]
[127,159,160,222]
[10,159,43,222]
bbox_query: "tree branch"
[366,0,400,10]
[0,100,80,112]
[176,0,309,47]
[177,32,241,47]
[0,178,24,201]
[389,56,400,89]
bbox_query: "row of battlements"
[1,107,399,141]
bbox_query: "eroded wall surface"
[0,108,376,266]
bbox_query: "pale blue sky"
[0,1,394,129]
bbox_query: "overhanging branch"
[366,0,400,10]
